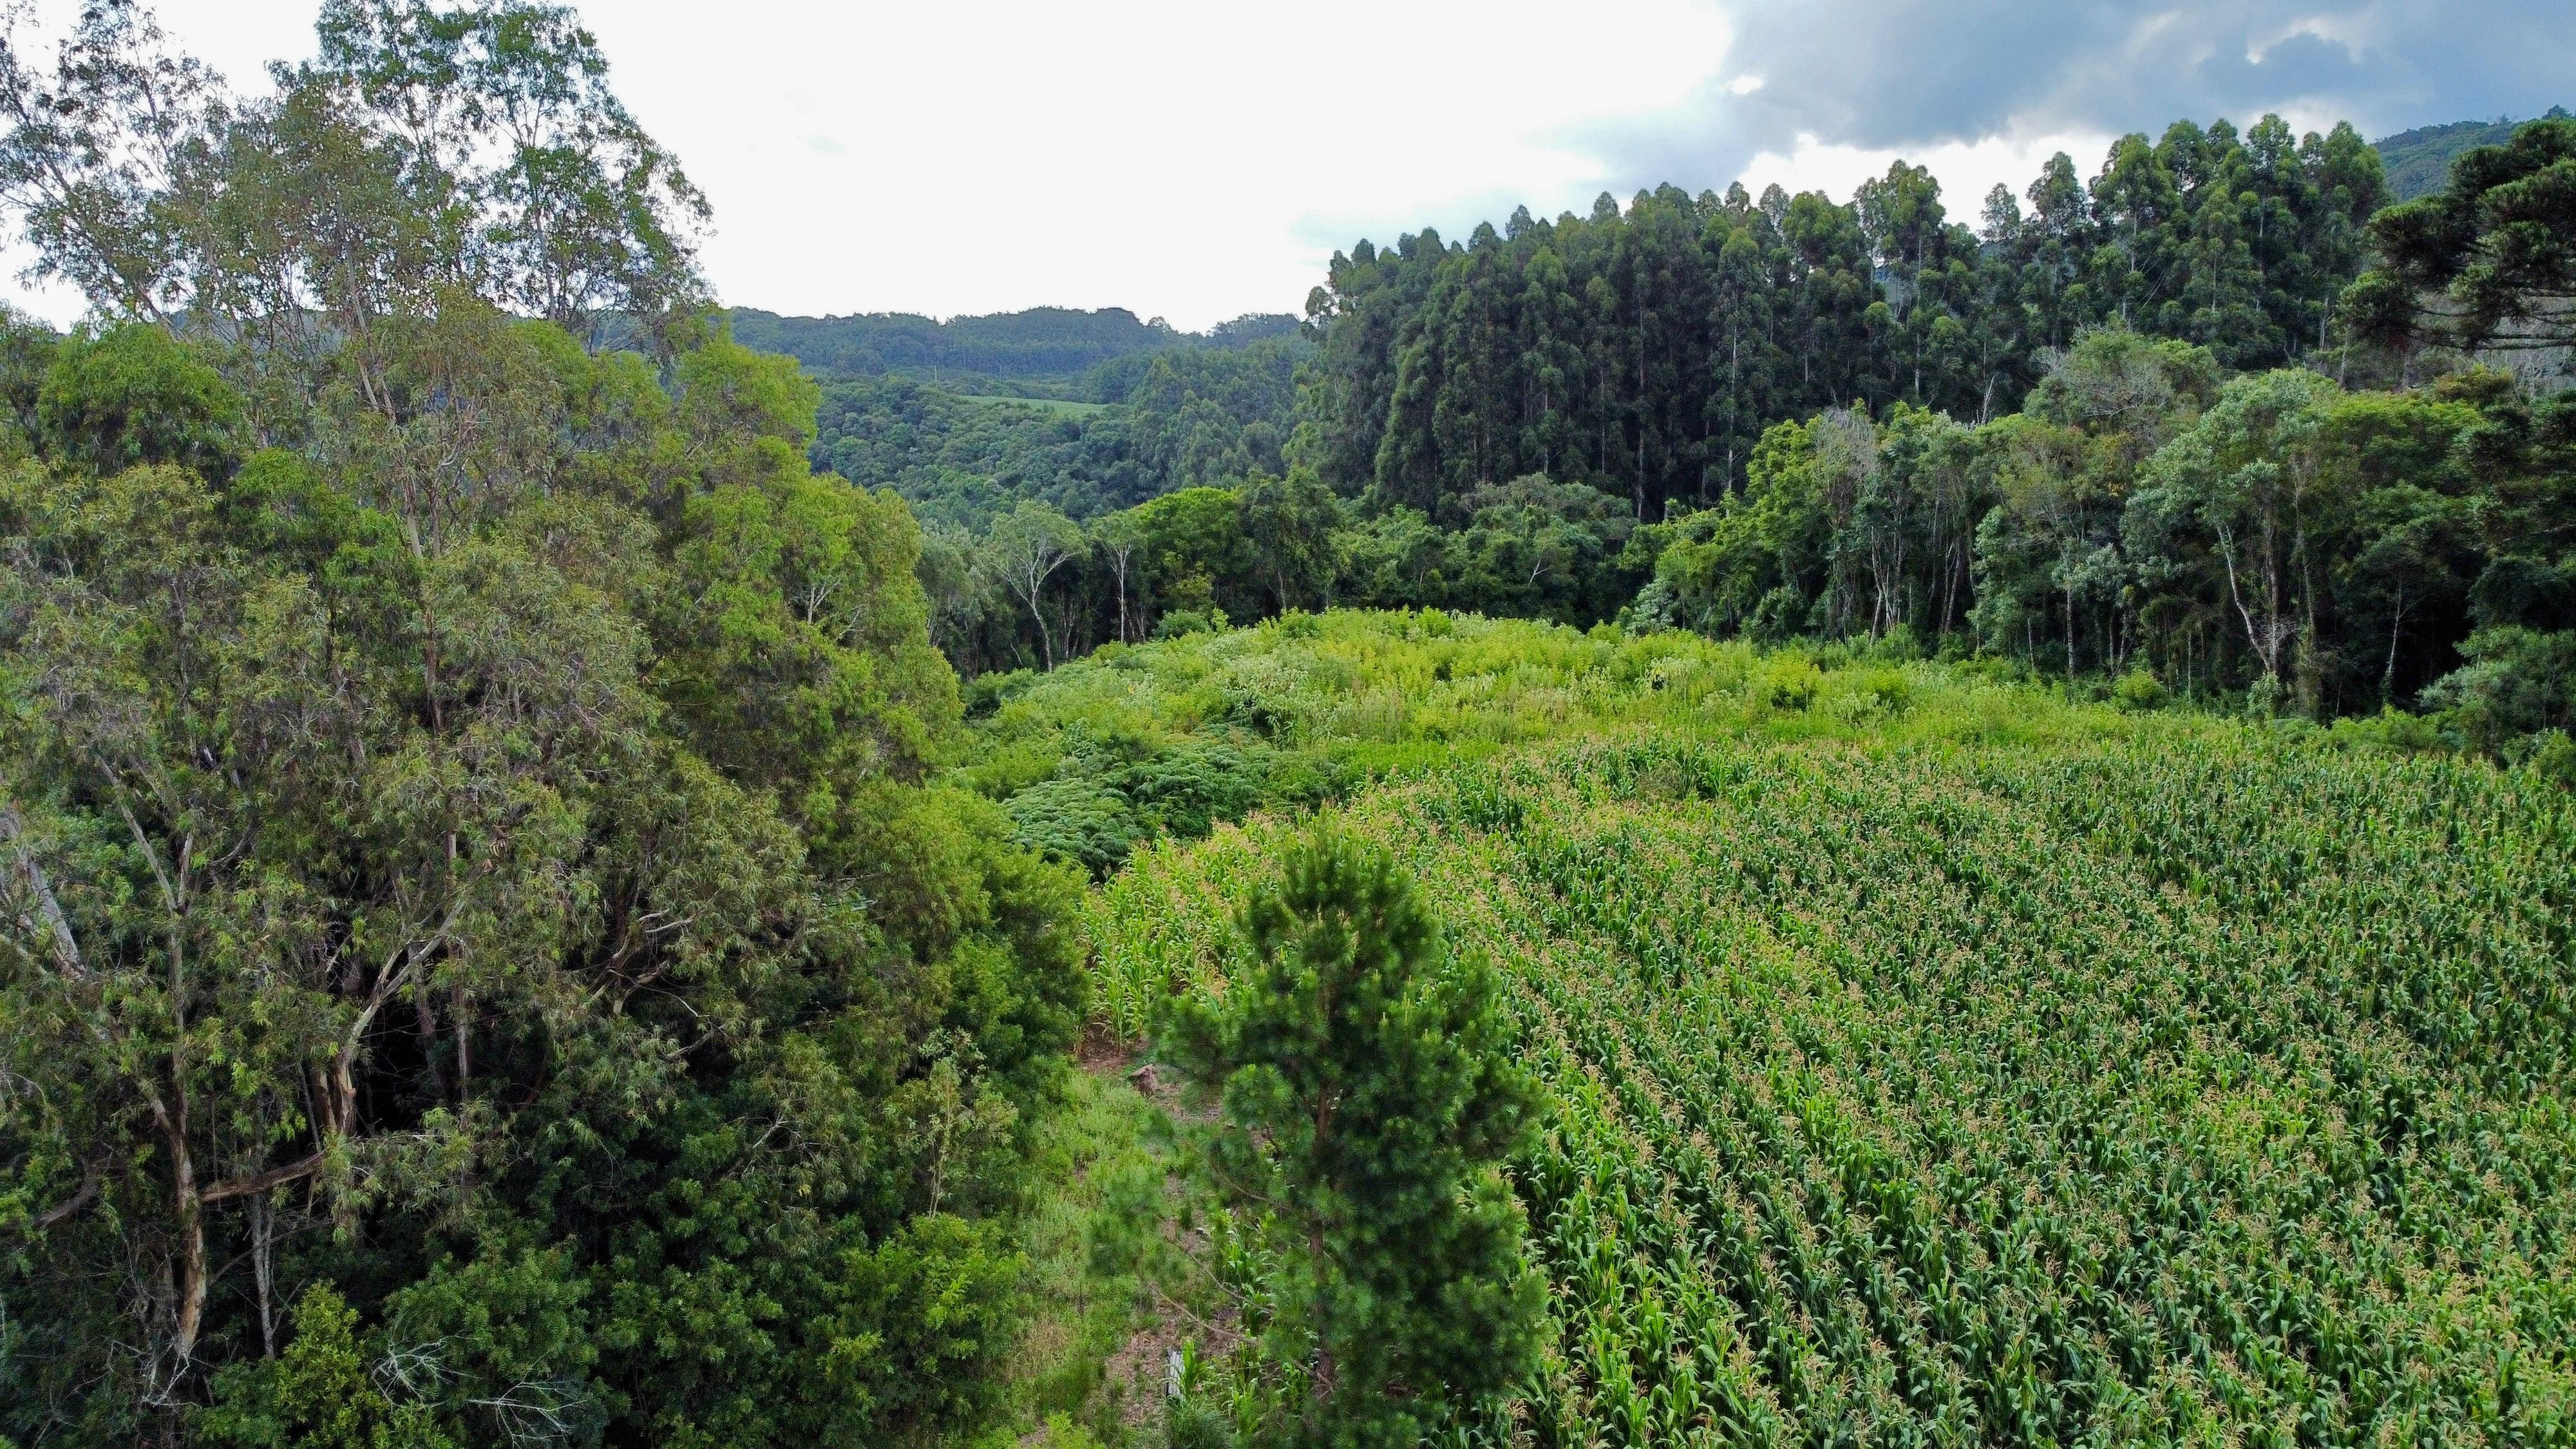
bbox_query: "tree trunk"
[2383,584,2407,706]
[251,1195,277,1358]
[1,803,84,974]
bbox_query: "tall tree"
[980,498,1087,668]
[2344,113,2576,357]
[1165,832,1543,1448]
[0,8,1079,1443]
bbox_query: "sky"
[5,0,2570,331]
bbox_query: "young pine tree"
[1166,832,1544,1448]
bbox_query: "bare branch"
[201,1150,325,1204]
[24,1168,101,1231]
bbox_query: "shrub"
[2530,730,2576,789]
[967,667,1039,717]
[1154,609,1222,639]
[1005,776,1144,875]
[2328,707,2448,755]
[1753,654,1822,712]
[1867,623,1925,661]
[2422,627,2576,755]
[1855,667,1913,716]
[2112,669,2169,712]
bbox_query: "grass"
[963,1059,1173,1448]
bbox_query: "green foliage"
[35,325,242,478]
[1607,325,2567,753]
[2327,705,2450,755]
[2419,625,2576,752]
[1153,608,1222,639]
[2345,111,2576,354]
[1237,470,1341,616]
[200,1287,455,1449]
[1164,833,1543,1447]
[1129,486,1258,623]
[843,110,2402,687]
[813,375,1155,529]
[806,334,1306,536]
[1302,116,2380,523]
[1753,653,1822,710]
[2532,728,2576,788]
[2111,667,2169,710]
[0,12,1081,1443]
[0,0,708,351]
[728,305,1293,390]
[2371,108,2572,202]
[1090,636,2576,1444]
[0,308,1082,1444]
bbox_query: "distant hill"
[725,305,1300,390]
[2374,108,2570,200]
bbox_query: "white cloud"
[1734,127,2117,215]
[5,0,1733,330]
[0,0,2559,332]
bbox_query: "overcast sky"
[6,0,2568,330]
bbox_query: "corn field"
[1088,728,2576,1446]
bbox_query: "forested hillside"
[2375,108,2571,199]
[823,118,2400,669]
[728,306,1298,393]
[1304,117,2387,518]
[913,113,2574,768]
[815,335,1305,528]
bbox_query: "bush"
[1619,575,1679,634]
[2244,673,2289,717]
[967,667,1039,717]
[1753,654,1822,712]
[2112,669,2169,712]
[1164,1398,1230,1449]
[2328,707,2449,756]
[1867,623,1926,661]
[2422,627,2576,755]
[1005,776,1144,875]
[1119,739,1269,838]
[2528,730,2576,790]
[1855,667,1913,716]
[1154,609,1224,640]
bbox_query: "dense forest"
[0,3,1082,1443]
[729,306,1298,397]
[1,0,2572,1444]
[814,336,1307,528]
[898,112,2571,763]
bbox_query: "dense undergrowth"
[963,609,2155,886]
[985,609,2576,1445]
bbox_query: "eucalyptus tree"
[0,6,1079,1444]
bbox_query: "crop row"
[1090,729,2576,1445]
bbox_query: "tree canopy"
[0,5,1083,1444]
